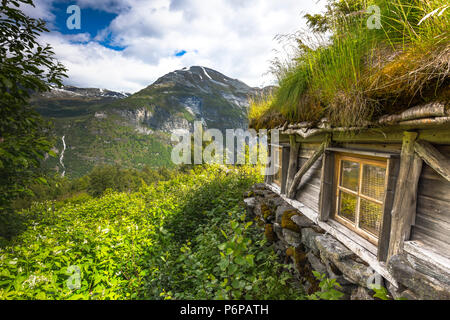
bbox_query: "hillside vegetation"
[31,66,264,178]
[0,166,306,300]
[44,114,173,178]
[30,87,174,178]
[250,0,449,129]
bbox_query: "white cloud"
[20,0,55,22]
[32,0,326,93]
[40,33,181,93]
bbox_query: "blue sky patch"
[50,1,124,50]
[175,50,187,57]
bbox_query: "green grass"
[0,165,305,300]
[252,0,449,129]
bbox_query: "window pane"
[340,160,360,191]
[361,164,386,201]
[359,198,383,235]
[338,191,357,223]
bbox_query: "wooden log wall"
[411,145,450,259]
[277,130,450,261]
[292,143,323,212]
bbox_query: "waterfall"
[60,135,66,177]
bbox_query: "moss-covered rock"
[275,205,294,224]
[293,246,308,271]
[255,216,265,227]
[264,224,276,242]
[261,202,274,220]
[291,213,314,228]
[286,247,295,257]
[281,210,301,232]
[282,228,302,247]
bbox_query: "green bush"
[0,165,305,300]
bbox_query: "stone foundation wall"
[243,183,450,300]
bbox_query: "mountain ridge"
[31,66,273,177]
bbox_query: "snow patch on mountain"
[200,66,213,80]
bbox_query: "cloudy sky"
[23,0,326,93]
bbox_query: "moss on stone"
[261,202,274,220]
[264,224,275,242]
[256,218,265,227]
[286,247,295,257]
[281,210,301,232]
[293,247,307,271]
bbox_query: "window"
[273,145,283,187]
[333,153,388,245]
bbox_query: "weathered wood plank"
[379,102,446,124]
[418,177,450,202]
[331,127,450,144]
[388,132,423,260]
[318,156,334,221]
[299,145,322,158]
[327,219,378,256]
[403,241,450,284]
[413,215,450,245]
[280,145,290,194]
[341,143,402,153]
[408,155,424,239]
[296,183,321,212]
[378,157,400,262]
[296,159,322,184]
[264,146,273,184]
[319,135,334,222]
[298,173,322,188]
[414,140,450,182]
[295,132,329,143]
[417,195,450,224]
[286,135,300,193]
[297,158,322,177]
[287,141,326,198]
[420,165,445,181]
[409,231,450,259]
[297,179,321,193]
[326,147,399,158]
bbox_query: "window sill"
[269,183,281,193]
[326,219,378,256]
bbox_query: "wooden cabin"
[261,101,450,299]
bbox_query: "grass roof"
[250,0,449,130]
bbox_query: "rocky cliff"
[31,66,269,177]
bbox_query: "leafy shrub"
[0,165,305,300]
[307,271,344,300]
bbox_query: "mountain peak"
[149,66,254,96]
[43,85,131,99]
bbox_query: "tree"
[0,0,67,219]
[304,0,365,33]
